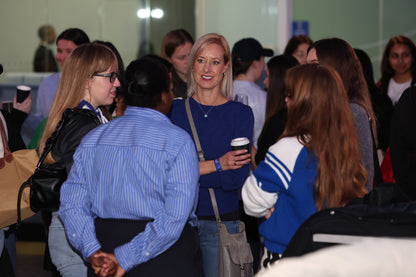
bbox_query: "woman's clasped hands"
[87,250,126,277]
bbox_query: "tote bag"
[0,120,37,228]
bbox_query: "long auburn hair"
[283,64,368,210]
[310,38,377,140]
[187,33,233,99]
[378,35,416,94]
[39,43,118,162]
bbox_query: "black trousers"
[88,218,204,277]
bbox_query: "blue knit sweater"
[170,97,254,218]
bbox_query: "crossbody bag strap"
[185,98,223,227]
[37,108,72,168]
[185,98,205,162]
[208,188,223,226]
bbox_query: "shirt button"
[72,233,76,237]
[146,252,149,256]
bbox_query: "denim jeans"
[48,212,87,277]
[197,219,239,277]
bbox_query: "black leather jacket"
[51,108,101,174]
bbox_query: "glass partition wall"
[0,0,415,81]
[0,0,195,79]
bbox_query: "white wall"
[0,0,140,76]
[195,0,291,55]
[292,0,416,80]
[2,0,415,82]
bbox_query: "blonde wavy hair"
[186,33,233,99]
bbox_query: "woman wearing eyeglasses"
[38,42,120,277]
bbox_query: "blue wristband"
[214,158,222,172]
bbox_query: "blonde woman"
[169,33,254,277]
[39,43,120,277]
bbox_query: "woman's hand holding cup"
[218,137,251,170]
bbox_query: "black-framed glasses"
[93,72,119,83]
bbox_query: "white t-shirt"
[388,78,412,105]
[233,80,267,149]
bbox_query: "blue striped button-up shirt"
[58,106,200,271]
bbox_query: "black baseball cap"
[232,38,274,62]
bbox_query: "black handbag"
[18,110,71,224]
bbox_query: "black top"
[33,45,59,72]
[390,86,416,200]
[255,110,287,165]
[172,70,188,99]
[51,109,100,173]
[370,85,393,151]
[1,108,28,151]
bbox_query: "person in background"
[38,43,120,276]
[245,54,298,271]
[307,38,376,192]
[169,33,254,277]
[160,29,194,99]
[283,35,313,65]
[377,35,416,106]
[231,37,273,273]
[1,95,32,151]
[232,37,273,158]
[25,28,90,143]
[33,25,59,72]
[390,86,416,200]
[0,89,32,277]
[255,54,299,167]
[354,48,393,153]
[242,64,368,273]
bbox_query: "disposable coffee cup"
[231,137,250,153]
[16,85,31,103]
